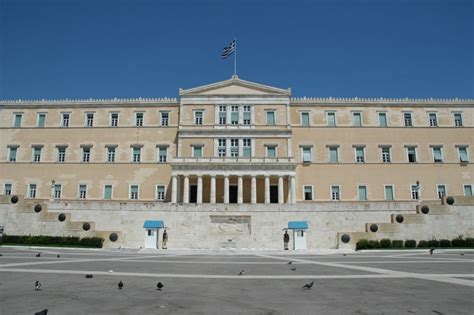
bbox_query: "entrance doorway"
[190,185,197,203]
[229,185,238,203]
[270,185,278,203]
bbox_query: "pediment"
[179,75,291,96]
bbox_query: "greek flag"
[221,40,236,59]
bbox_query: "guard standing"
[162,230,168,249]
[283,231,290,250]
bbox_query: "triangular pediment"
[179,75,291,96]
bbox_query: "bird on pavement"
[36,252,41,258]
[34,309,48,315]
[35,281,42,291]
[303,281,314,290]
[429,248,435,255]
[85,274,93,279]
[157,282,164,291]
[460,253,465,256]
[287,261,293,265]
[57,254,60,258]
[118,281,123,289]
[238,270,244,276]
[291,267,296,271]
[343,254,347,256]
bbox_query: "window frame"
[357,185,368,201]
[303,185,313,201]
[403,112,413,127]
[428,112,438,127]
[431,146,443,163]
[453,112,463,127]
[103,184,113,200]
[378,112,388,127]
[57,146,67,163]
[326,111,336,127]
[53,184,62,199]
[4,183,12,195]
[78,184,87,199]
[406,146,417,163]
[266,110,276,126]
[131,146,141,163]
[331,185,341,201]
[37,112,47,128]
[380,146,391,163]
[266,145,277,158]
[192,145,203,158]
[300,111,310,127]
[109,112,119,127]
[457,146,469,163]
[61,112,71,127]
[301,146,313,163]
[436,184,447,199]
[129,184,140,200]
[194,110,203,125]
[13,113,23,128]
[157,146,168,163]
[32,146,42,163]
[156,185,166,201]
[160,111,170,126]
[384,184,395,201]
[85,112,94,127]
[463,184,473,197]
[328,146,339,163]
[352,112,362,127]
[81,146,91,163]
[135,112,144,127]
[8,146,18,162]
[28,183,37,198]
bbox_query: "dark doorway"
[229,185,238,203]
[190,185,197,203]
[270,185,278,203]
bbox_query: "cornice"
[290,97,474,107]
[0,97,179,108]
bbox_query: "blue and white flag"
[221,40,236,59]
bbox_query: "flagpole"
[234,37,237,76]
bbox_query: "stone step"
[337,231,375,248]
[416,204,451,215]
[365,223,400,233]
[96,231,123,247]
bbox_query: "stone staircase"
[337,196,474,249]
[0,195,121,248]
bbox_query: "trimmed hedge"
[356,237,474,250]
[392,240,404,248]
[439,239,452,247]
[380,239,392,248]
[404,240,417,248]
[2,235,104,248]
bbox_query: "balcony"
[172,157,295,164]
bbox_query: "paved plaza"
[0,247,473,314]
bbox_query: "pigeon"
[343,254,347,257]
[0,253,3,256]
[118,281,123,289]
[287,261,293,265]
[35,281,42,291]
[303,281,314,290]
[34,309,48,315]
[157,282,164,291]
[460,253,465,256]
[57,254,60,258]
[85,274,93,279]
[238,270,244,276]
[429,248,435,255]
[36,252,41,258]
[291,267,296,271]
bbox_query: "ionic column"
[183,175,190,204]
[197,175,203,204]
[224,175,229,204]
[290,176,296,204]
[251,176,257,204]
[171,175,178,204]
[237,176,243,204]
[278,176,284,204]
[265,176,270,204]
[210,175,216,204]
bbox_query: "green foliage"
[404,240,417,248]
[367,240,381,249]
[392,240,404,248]
[466,238,474,247]
[357,237,473,250]
[417,240,430,248]
[3,235,103,248]
[380,239,392,248]
[451,236,466,247]
[356,239,369,250]
[427,239,440,248]
[439,239,452,247]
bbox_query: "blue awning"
[143,220,164,229]
[288,221,308,230]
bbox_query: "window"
[331,186,340,201]
[302,147,312,163]
[82,147,91,162]
[384,185,394,201]
[432,147,443,163]
[378,112,387,127]
[403,112,412,127]
[61,113,70,127]
[104,185,113,200]
[194,111,203,125]
[130,185,139,200]
[242,139,251,157]
[218,106,227,125]
[327,112,336,127]
[429,113,438,127]
[135,112,144,127]
[231,106,239,125]
[454,113,463,127]
[37,113,46,127]
[464,185,472,196]
[304,186,313,201]
[8,146,18,162]
[158,147,167,162]
[160,112,169,126]
[407,147,417,163]
[243,105,251,125]
[4,183,12,195]
[266,111,275,126]
[85,112,94,127]
[411,184,420,200]
[329,146,339,163]
[192,146,202,158]
[13,113,22,128]
[110,113,119,127]
[57,147,66,163]
[355,147,365,163]
[266,146,276,158]
[156,185,165,200]
[54,184,62,199]
[218,139,226,157]
[230,138,239,157]
[353,112,362,127]
[79,185,87,199]
[437,185,446,199]
[381,147,391,163]
[28,184,37,198]
[32,146,42,162]
[458,146,469,162]
[107,147,116,162]
[132,147,141,162]
[358,186,367,201]
[301,112,310,126]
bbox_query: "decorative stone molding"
[290,97,474,107]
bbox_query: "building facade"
[1,76,473,249]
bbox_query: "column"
[210,175,216,204]
[171,175,178,204]
[265,176,270,204]
[251,176,257,204]
[278,176,284,204]
[197,175,203,204]
[183,175,189,204]
[224,175,229,204]
[237,176,243,204]
[290,176,296,204]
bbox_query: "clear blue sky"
[0,0,472,99]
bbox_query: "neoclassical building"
[1,76,473,249]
